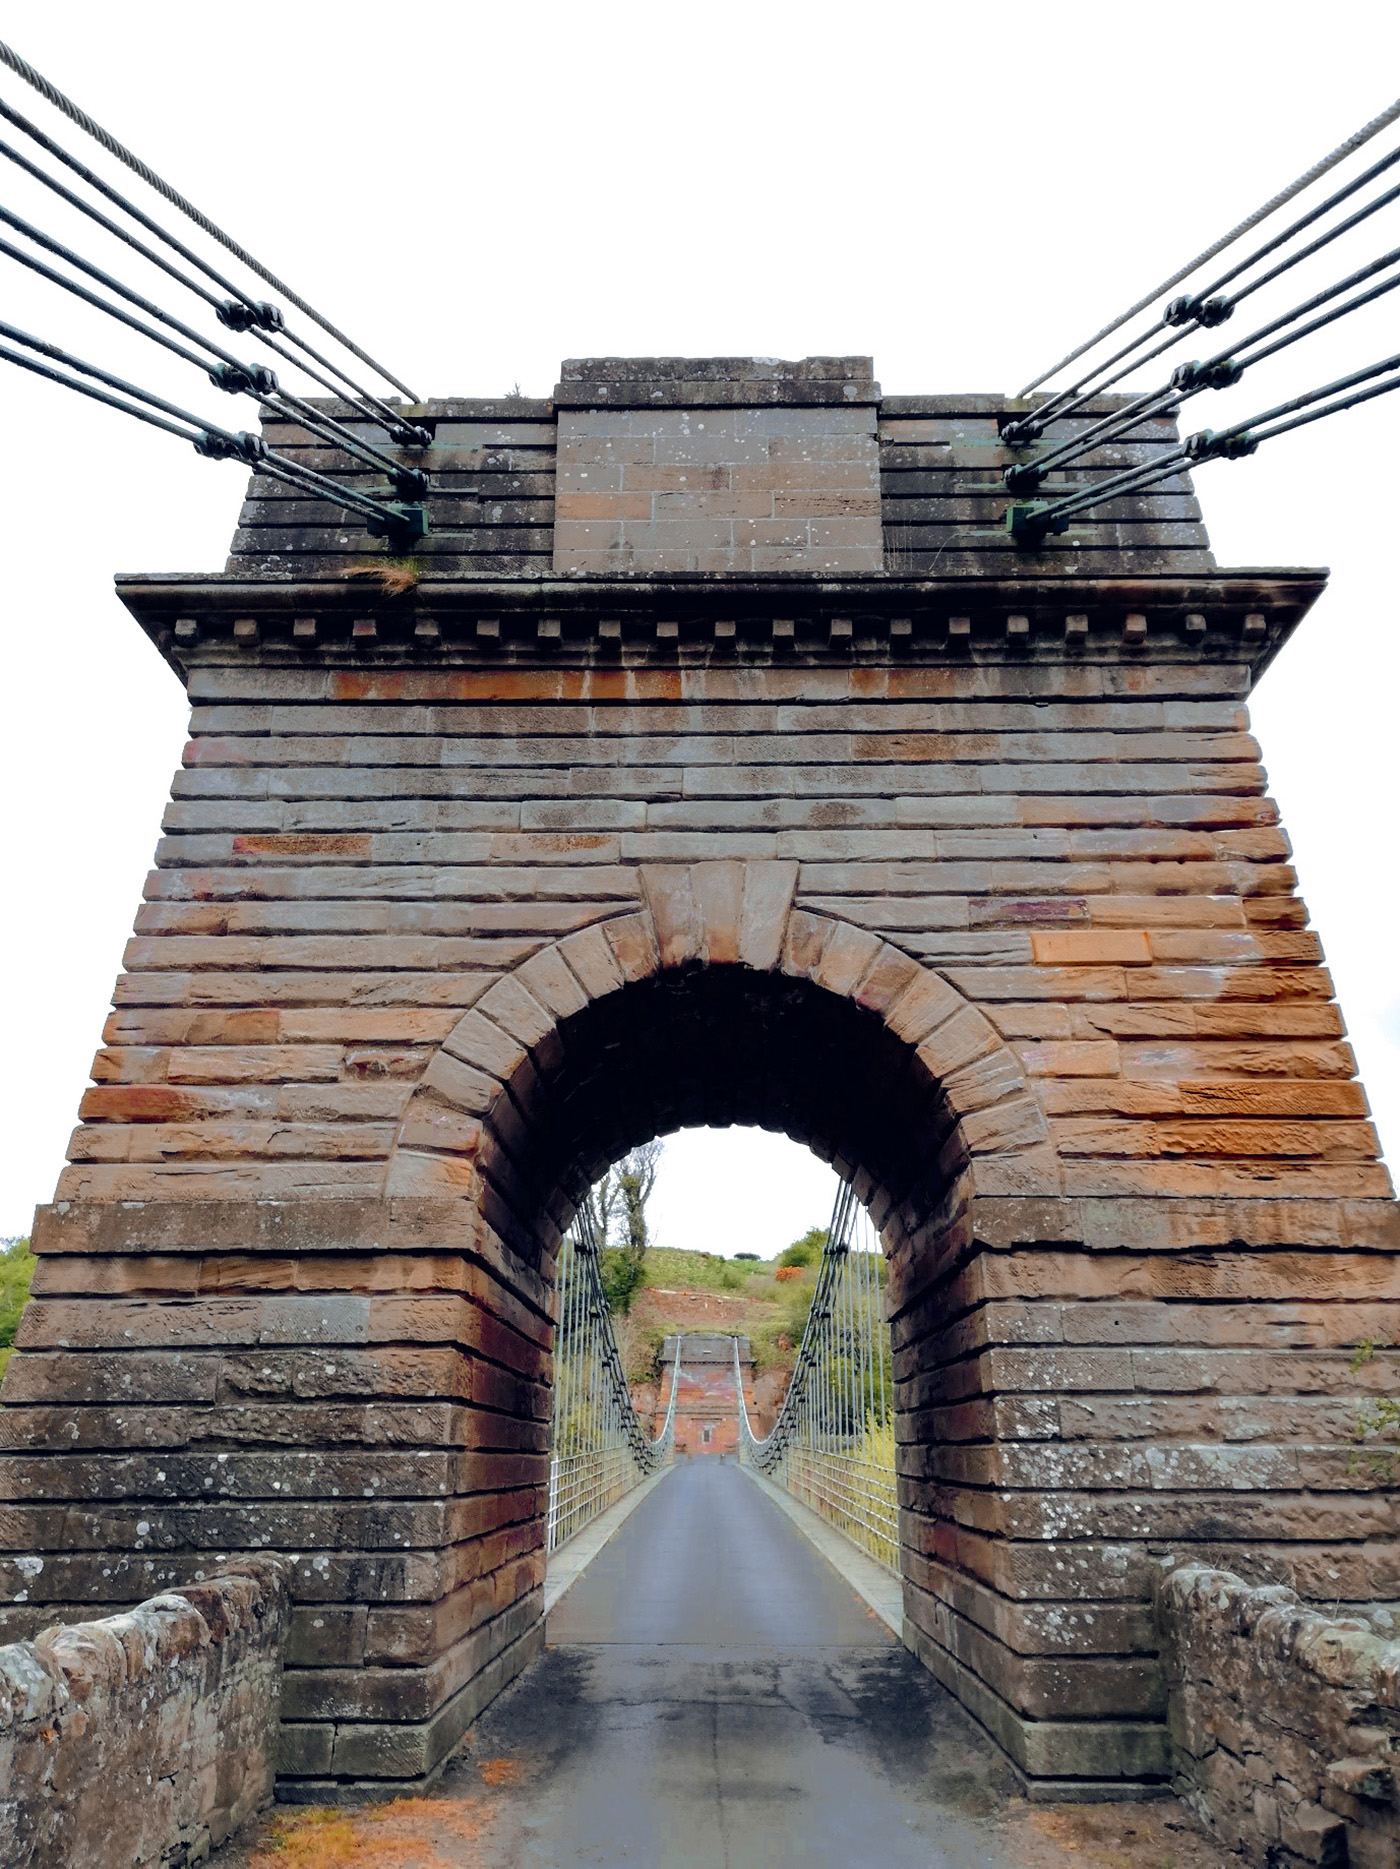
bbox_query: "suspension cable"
[1007,244,1400,491]
[0,95,427,444]
[0,194,426,497]
[0,330,216,446]
[1018,95,1400,397]
[0,37,419,403]
[0,314,422,532]
[1008,348,1400,540]
[1010,146,1400,447]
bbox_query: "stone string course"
[0,1556,288,1867]
[2,359,1397,1799]
[1158,1564,1400,1867]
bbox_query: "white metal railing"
[736,1185,899,1573]
[546,1201,679,1557]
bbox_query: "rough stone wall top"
[1158,1564,1400,1868]
[220,355,1213,581]
[0,1556,289,1866]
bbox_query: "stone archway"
[387,858,1055,1237]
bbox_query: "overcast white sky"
[1,1,1397,1246]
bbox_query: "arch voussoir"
[387,858,1054,1209]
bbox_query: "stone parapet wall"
[1158,1564,1400,1866]
[0,1556,289,1867]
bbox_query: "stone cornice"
[115,568,1328,688]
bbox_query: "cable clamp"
[208,361,279,397]
[1184,427,1258,462]
[390,465,430,499]
[216,299,285,334]
[1171,358,1244,393]
[1163,294,1233,329]
[1003,460,1046,493]
[389,420,433,448]
[193,429,266,464]
[999,414,1044,447]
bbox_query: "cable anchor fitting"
[390,464,430,499]
[1163,294,1233,329]
[1171,357,1245,393]
[1004,500,1068,545]
[999,412,1044,448]
[216,299,285,334]
[1003,459,1047,493]
[388,419,433,448]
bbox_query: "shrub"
[0,1237,35,1381]
[774,1265,805,1284]
[777,1226,826,1270]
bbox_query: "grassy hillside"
[617,1246,817,1383]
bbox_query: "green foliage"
[734,1252,758,1262]
[781,1270,817,1343]
[0,1238,35,1380]
[600,1245,648,1315]
[622,1320,670,1385]
[777,1226,826,1269]
[594,1140,661,1315]
[1349,1339,1400,1481]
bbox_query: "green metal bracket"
[1004,501,1067,545]
[367,503,430,540]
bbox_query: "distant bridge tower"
[4,357,1394,1798]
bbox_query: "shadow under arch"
[387,860,1058,1278]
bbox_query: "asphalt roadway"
[458,1456,1029,1868]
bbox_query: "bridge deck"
[481,1457,1012,1865]
[224,1459,1228,1866]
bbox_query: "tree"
[595,1140,662,1315]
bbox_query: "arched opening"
[377,875,1081,1787]
[478,962,969,1272]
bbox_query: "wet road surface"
[456,1457,1024,1867]
[233,1458,1230,1868]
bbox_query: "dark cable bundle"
[1002,97,1400,544]
[0,39,429,539]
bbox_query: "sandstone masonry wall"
[1158,1564,1400,1868]
[0,1556,288,1867]
[3,358,1397,1797]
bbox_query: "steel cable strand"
[0,188,427,486]
[0,82,425,439]
[1019,94,1400,397]
[1015,350,1400,540]
[0,91,427,441]
[1014,134,1400,438]
[0,331,213,445]
[739,1182,858,1474]
[0,126,426,477]
[1017,242,1400,490]
[0,319,410,530]
[0,38,419,400]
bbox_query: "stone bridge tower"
[4,357,1395,1798]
